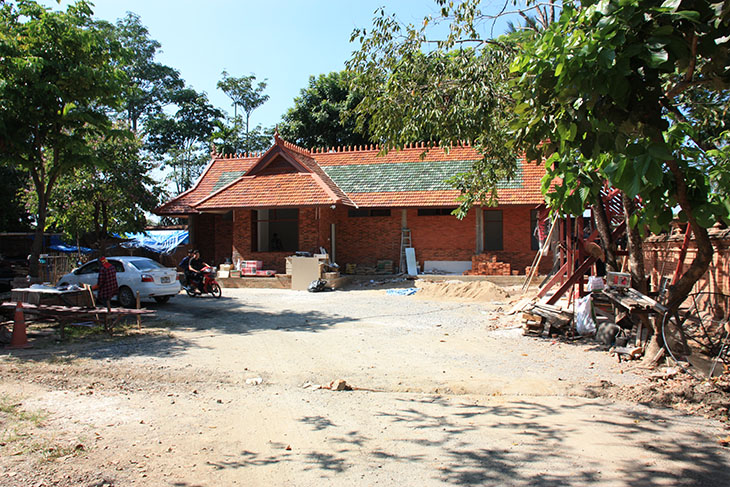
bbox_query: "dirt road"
[2,286,729,486]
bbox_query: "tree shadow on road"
[0,304,349,362]
[201,395,730,486]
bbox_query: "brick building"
[155,134,548,274]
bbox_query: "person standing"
[95,256,118,311]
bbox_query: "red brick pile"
[464,254,513,276]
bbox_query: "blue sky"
[43,1,512,130]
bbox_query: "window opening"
[251,209,299,252]
[484,210,503,251]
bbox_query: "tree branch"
[665,32,698,99]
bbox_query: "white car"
[57,256,181,308]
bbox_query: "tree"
[145,88,222,192]
[351,0,729,358]
[23,127,162,248]
[217,71,269,153]
[348,3,533,214]
[0,166,32,232]
[278,71,371,148]
[510,0,730,320]
[210,116,246,155]
[209,115,273,155]
[100,13,183,133]
[0,0,126,276]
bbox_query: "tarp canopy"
[119,230,189,254]
[48,235,94,254]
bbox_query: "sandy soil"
[1,283,729,486]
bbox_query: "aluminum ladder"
[399,228,412,274]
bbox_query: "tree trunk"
[621,194,648,294]
[621,194,661,362]
[102,200,108,237]
[29,192,47,279]
[664,160,714,312]
[592,191,618,272]
[93,200,100,244]
[644,161,715,362]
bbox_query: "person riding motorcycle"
[188,250,210,294]
[179,249,194,288]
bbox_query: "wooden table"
[11,286,95,308]
[1,302,155,338]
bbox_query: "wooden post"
[523,215,558,292]
[136,291,141,329]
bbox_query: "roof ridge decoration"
[309,140,472,154]
[215,151,263,160]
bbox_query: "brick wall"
[334,205,546,274]
[192,213,232,266]
[486,205,551,274]
[335,208,402,268]
[193,214,215,265]
[224,204,548,275]
[644,228,730,296]
[214,215,232,266]
[231,207,331,273]
[407,209,475,264]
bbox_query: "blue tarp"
[119,230,189,254]
[386,287,418,296]
[48,235,94,254]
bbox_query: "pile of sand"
[414,279,510,302]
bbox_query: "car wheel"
[118,286,136,308]
[154,296,171,304]
[210,283,222,298]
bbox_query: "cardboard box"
[243,260,263,270]
[607,272,631,288]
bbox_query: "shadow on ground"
[202,396,730,486]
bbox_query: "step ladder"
[399,228,412,274]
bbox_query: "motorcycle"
[185,266,222,298]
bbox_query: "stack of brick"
[241,260,263,276]
[463,254,512,276]
[240,260,276,277]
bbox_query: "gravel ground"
[1,285,729,486]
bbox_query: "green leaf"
[652,25,674,36]
[644,161,664,186]
[646,48,669,67]
[598,49,615,68]
[648,142,673,160]
[661,0,683,11]
[514,102,530,115]
[61,102,77,116]
[671,10,701,22]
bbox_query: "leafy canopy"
[279,71,370,149]
[347,2,535,214]
[510,0,730,232]
[0,0,127,273]
[99,12,184,132]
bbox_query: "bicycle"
[662,292,730,379]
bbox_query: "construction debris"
[463,254,513,276]
[521,302,573,336]
[328,379,352,391]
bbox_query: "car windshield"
[129,259,164,271]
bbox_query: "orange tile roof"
[155,155,258,215]
[155,138,546,215]
[196,173,337,209]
